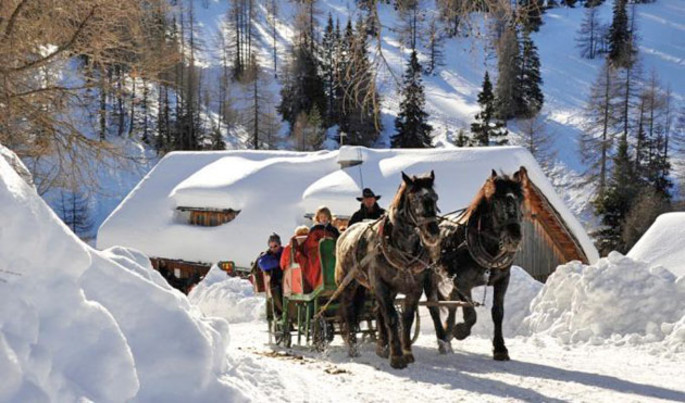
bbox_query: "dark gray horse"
[426,167,528,360]
[335,171,440,369]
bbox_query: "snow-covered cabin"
[97,146,598,285]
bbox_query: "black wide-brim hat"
[356,188,381,201]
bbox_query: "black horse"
[335,171,440,369]
[426,167,528,360]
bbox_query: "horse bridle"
[464,214,517,270]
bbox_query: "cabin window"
[178,208,240,227]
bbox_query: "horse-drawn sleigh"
[252,167,530,368]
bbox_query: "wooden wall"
[512,182,590,282]
[513,219,566,282]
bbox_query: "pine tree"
[392,51,433,148]
[334,20,354,140]
[470,71,508,146]
[518,30,544,117]
[594,134,639,255]
[519,115,557,172]
[576,6,600,59]
[607,0,634,68]
[638,73,673,198]
[616,58,641,148]
[292,106,325,151]
[244,54,278,149]
[518,0,544,33]
[580,61,620,199]
[209,127,226,150]
[585,0,605,7]
[455,129,469,147]
[57,188,93,240]
[278,43,326,131]
[398,0,422,52]
[425,18,445,75]
[437,0,465,37]
[494,24,522,120]
[339,18,382,146]
[322,14,338,125]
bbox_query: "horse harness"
[441,211,517,271]
[313,214,435,319]
[378,215,435,275]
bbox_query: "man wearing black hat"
[348,188,386,227]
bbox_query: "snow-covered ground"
[2,143,684,401]
[225,320,685,402]
[194,254,685,402]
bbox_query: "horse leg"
[340,283,361,357]
[400,290,421,364]
[453,289,477,341]
[374,282,404,369]
[425,276,451,354]
[375,304,389,358]
[492,272,511,361]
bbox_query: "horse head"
[476,167,528,253]
[395,170,441,248]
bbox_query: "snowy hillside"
[191,0,683,158]
[53,0,684,237]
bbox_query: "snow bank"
[521,252,685,354]
[0,143,34,188]
[467,266,543,338]
[0,147,247,402]
[628,212,685,277]
[188,265,265,323]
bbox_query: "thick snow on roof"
[0,148,246,401]
[628,213,685,277]
[98,146,598,269]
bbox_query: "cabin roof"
[97,146,599,269]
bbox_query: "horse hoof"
[376,345,389,359]
[348,347,360,358]
[438,339,452,355]
[403,353,415,364]
[453,323,471,340]
[390,355,407,369]
[493,351,510,361]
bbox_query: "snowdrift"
[521,252,685,355]
[628,212,685,278]
[188,265,265,323]
[467,266,543,338]
[0,150,247,402]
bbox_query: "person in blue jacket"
[258,233,284,316]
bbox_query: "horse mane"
[462,185,489,223]
[389,180,408,212]
[388,174,435,214]
[460,173,528,223]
